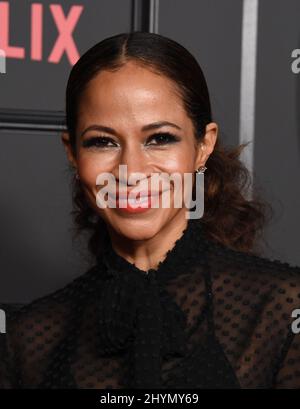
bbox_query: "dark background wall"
[0,0,299,303]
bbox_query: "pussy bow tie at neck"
[95,219,210,389]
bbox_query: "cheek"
[76,144,196,186]
[156,150,196,199]
[75,156,104,211]
[76,153,108,187]
[160,149,196,175]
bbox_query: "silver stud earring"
[195,166,207,174]
[75,172,80,180]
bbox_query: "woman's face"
[63,61,217,241]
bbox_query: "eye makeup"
[81,132,181,149]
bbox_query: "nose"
[117,143,151,186]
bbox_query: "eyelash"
[81,132,180,149]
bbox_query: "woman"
[1,31,300,389]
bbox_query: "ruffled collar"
[99,217,209,286]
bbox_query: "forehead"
[77,61,190,126]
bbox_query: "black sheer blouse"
[1,218,300,389]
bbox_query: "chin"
[106,211,168,242]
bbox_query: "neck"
[106,211,189,273]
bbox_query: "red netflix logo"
[0,2,84,65]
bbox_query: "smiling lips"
[108,190,164,213]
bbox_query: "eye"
[146,132,180,146]
[81,136,118,149]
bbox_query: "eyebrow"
[80,121,182,138]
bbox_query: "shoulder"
[208,241,300,386]
[4,263,102,326]
[0,264,103,387]
[208,240,300,320]
[207,238,300,282]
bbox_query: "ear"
[195,122,218,169]
[61,131,77,169]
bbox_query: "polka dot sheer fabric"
[1,217,300,389]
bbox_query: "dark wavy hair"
[65,31,273,261]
